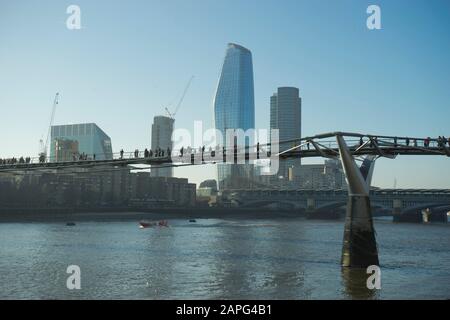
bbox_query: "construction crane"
[39,92,60,161]
[165,76,194,120]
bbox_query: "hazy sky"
[1,0,449,188]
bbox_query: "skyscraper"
[213,43,255,190]
[150,115,174,177]
[270,87,302,186]
[50,123,113,161]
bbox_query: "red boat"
[139,220,168,228]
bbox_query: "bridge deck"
[1,132,449,173]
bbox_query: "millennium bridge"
[1,132,449,268]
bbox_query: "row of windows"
[52,124,94,137]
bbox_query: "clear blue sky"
[1,0,449,188]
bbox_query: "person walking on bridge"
[120,149,124,159]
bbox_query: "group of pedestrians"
[437,136,450,148]
[72,152,94,161]
[119,147,173,160]
[0,156,32,165]
[117,143,265,162]
[423,136,450,148]
[356,136,450,148]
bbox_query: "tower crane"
[39,92,60,161]
[165,76,194,120]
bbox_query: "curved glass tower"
[213,43,255,189]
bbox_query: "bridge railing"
[0,134,448,169]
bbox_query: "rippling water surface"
[0,217,449,299]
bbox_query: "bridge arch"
[240,199,305,209]
[401,202,450,215]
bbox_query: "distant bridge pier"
[337,135,379,268]
[306,198,315,212]
[422,208,431,223]
[392,199,403,215]
[421,208,448,223]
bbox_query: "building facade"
[295,160,347,190]
[50,123,113,161]
[54,139,79,162]
[151,115,174,177]
[1,169,196,208]
[270,87,302,186]
[213,43,255,189]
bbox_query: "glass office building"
[50,123,113,161]
[270,87,302,186]
[213,43,255,189]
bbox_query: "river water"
[0,217,449,299]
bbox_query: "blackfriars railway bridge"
[221,188,450,222]
[1,132,449,268]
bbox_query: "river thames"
[0,217,448,299]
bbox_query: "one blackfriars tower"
[213,43,255,190]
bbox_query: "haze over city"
[1,0,449,188]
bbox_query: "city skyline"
[1,0,449,188]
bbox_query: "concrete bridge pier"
[392,199,403,221]
[306,198,315,212]
[392,199,403,215]
[337,135,379,268]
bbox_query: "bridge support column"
[306,198,315,212]
[393,199,403,213]
[422,208,431,223]
[337,135,379,268]
[392,199,403,221]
